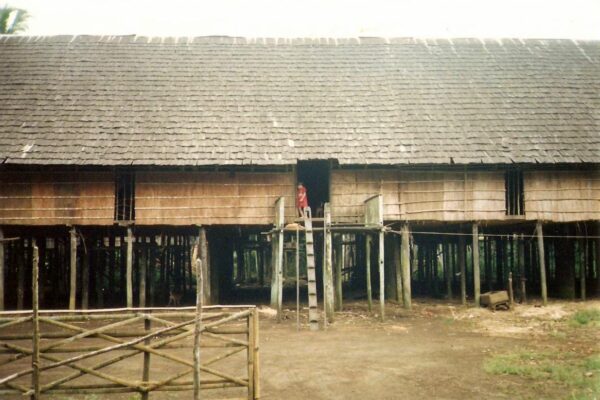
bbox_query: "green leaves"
[0,6,29,34]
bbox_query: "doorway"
[296,160,330,215]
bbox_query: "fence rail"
[0,305,259,399]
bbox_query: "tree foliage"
[0,5,29,34]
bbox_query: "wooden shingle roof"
[0,35,599,166]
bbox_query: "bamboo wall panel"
[524,170,600,222]
[331,169,505,222]
[0,171,114,225]
[135,171,295,225]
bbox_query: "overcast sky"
[6,0,600,39]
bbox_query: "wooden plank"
[323,203,334,323]
[536,221,548,306]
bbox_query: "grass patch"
[485,351,600,399]
[570,309,600,327]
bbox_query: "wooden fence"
[0,305,259,399]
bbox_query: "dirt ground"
[257,299,599,400]
[1,299,598,400]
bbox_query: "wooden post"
[17,239,25,310]
[69,227,78,310]
[472,223,481,306]
[324,203,334,323]
[81,235,89,310]
[334,234,343,311]
[580,239,586,301]
[596,234,600,298]
[365,234,373,312]
[378,228,385,321]
[193,259,203,400]
[536,221,548,306]
[247,308,258,400]
[199,227,210,305]
[31,240,40,400]
[141,316,151,400]
[126,227,133,308]
[0,228,4,311]
[444,242,452,299]
[519,235,526,303]
[139,243,147,308]
[394,235,403,303]
[458,234,466,306]
[508,271,514,306]
[296,227,300,331]
[400,224,412,310]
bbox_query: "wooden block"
[480,291,509,307]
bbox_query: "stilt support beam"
[458,234,466,306]
[365,234,373,312]
[0,228,4,311]
[536,221,548,306]
[400,224,412,310]
[378,228,385,321]
[323,203,334,323]
[472,223,481,307]
[69,227,78,310]
[126,226,133,308]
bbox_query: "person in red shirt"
[296,182,308,217]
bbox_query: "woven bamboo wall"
[0,171,115,225]
[331,169,506,222]
[135,171,295,225]
[524,170,600,222]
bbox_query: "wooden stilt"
[0,228,4,311]
[81,235,89,310]
[536,221,548,306]
[508,271,514,306]
[400,224,412,310]
[334,234,343,311]
[32,239,40,400]
[126,227,133,308]
[580,238,586,301]
[596,233,600,297]
[324,203,334,323]
[472,223,481,306]
[69,227,78,310]
[199,227,210,305]
[17,239,26,310]
[444,242,452,299]
[365,234,373,312]
[296,227,300,331]
[458,234,466,306]
[378,228,385,321]
[193,259,203,400]
[394,235,403,303]
[518,235,526,303]
[139,241,147,308]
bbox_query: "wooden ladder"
[303,208,319,331]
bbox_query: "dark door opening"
[296,160,330,215]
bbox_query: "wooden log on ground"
[536,221,548,306]
[400,224,412,309]
[472,223,481,306]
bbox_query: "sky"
[6,0,600,39]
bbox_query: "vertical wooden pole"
[199,227,210,305]
[378,228,385,321]
[394,235,403,303]
[579,239,588,300]
[126,227,133,308]
[247,308,256,400]
[81,235,89,310]
[472,224,481,306]
[519,235,526,303]
[596,234,600,298]
[365,234,373,312]
[17,239,25,310]
[508,271,514,306]
[324,204,334,323]
[0,228,4,311]
[270,234,278,310]
[458,234,466,306]
[193,259,203,400]
[252,307,260,399]
[444,242,452,299]
[69,227,78,310]
[400,224,412,310]
[536,221,548,306]
[334,234,343,311]
[139,242,147,308]
[296,227,300,331]
[141,316,151,400]
[31,240,40,400]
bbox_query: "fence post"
[248,308,259,399]
[141,316,151,400]
[31,240,40,400]
[193,258,203,400]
